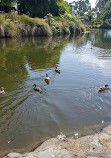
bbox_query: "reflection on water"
[0,30,111,156]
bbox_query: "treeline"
[70,0,111,27]
[0,0,16,13]
[96,0,111,21]
[0,0,71,18]
[70,0,91,16]
[1,0,111,24]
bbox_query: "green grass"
[0,13,85,37]
[0,13,45,26]
[5,22,16,30]
[0,15,5,24]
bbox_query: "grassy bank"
[0,13,86,38]
[85,24,100,29]
[99,21,111,29]
[85,21,111,29]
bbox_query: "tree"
[101,0,111,21]
[70,0,91,16]
[57,0,71,15]
[18,0,50,17]
[50,0,59,16]
[18,0,71,18]
[96,0,111,22]
[96,0,108,12]
[0,0,16,12]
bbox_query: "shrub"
[20,15,37,26]
[5,22,16,31]
[0,15,5,24]
[45,13,54,25]
[0,13,85,38]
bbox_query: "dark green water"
[0,30,111,156]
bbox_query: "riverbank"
[0,13,86,38]
[3,124,111,158]
[85,21,111,29]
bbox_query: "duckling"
[33,84,42,93]
[55,67,60,73]
[98,85,109,92]
[0,87,5,94]
[44,73,50,82]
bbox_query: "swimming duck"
[98,85,109,92]
[0,87,5,94]
[33,84,42,93]
[55,67,60,73]
[44,73,50,82]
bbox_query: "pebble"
[75,133,78,136]
[57,132,66,140]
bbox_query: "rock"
[4,125,111,158]
[5,153,21,157]
[103,125,111,135]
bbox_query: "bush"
[74,22,86,33]
[0,13,45,26]
[0,13,85,38]
[45,13,54,25]
[63,12,71,20]
[5,22,16,30]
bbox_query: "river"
[0,29,111,157]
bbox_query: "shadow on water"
[0,31,111,157]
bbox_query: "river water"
[0,29,111,156]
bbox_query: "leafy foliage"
[57,0,71,15]
[96,0,108,12]
[1,0,16,6]
[70,0,91,16]
[45,13,86,35]
[96,0,111,22]
[0,0,16,12]
[18,0,50,18]
[17,0,71,18]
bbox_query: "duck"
[55,67,60,73]
[98,85,109,92]
[0,87,5,94]
[44,73,50,82]
[33,84,42,93]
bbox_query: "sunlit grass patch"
[5,22,16,30]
